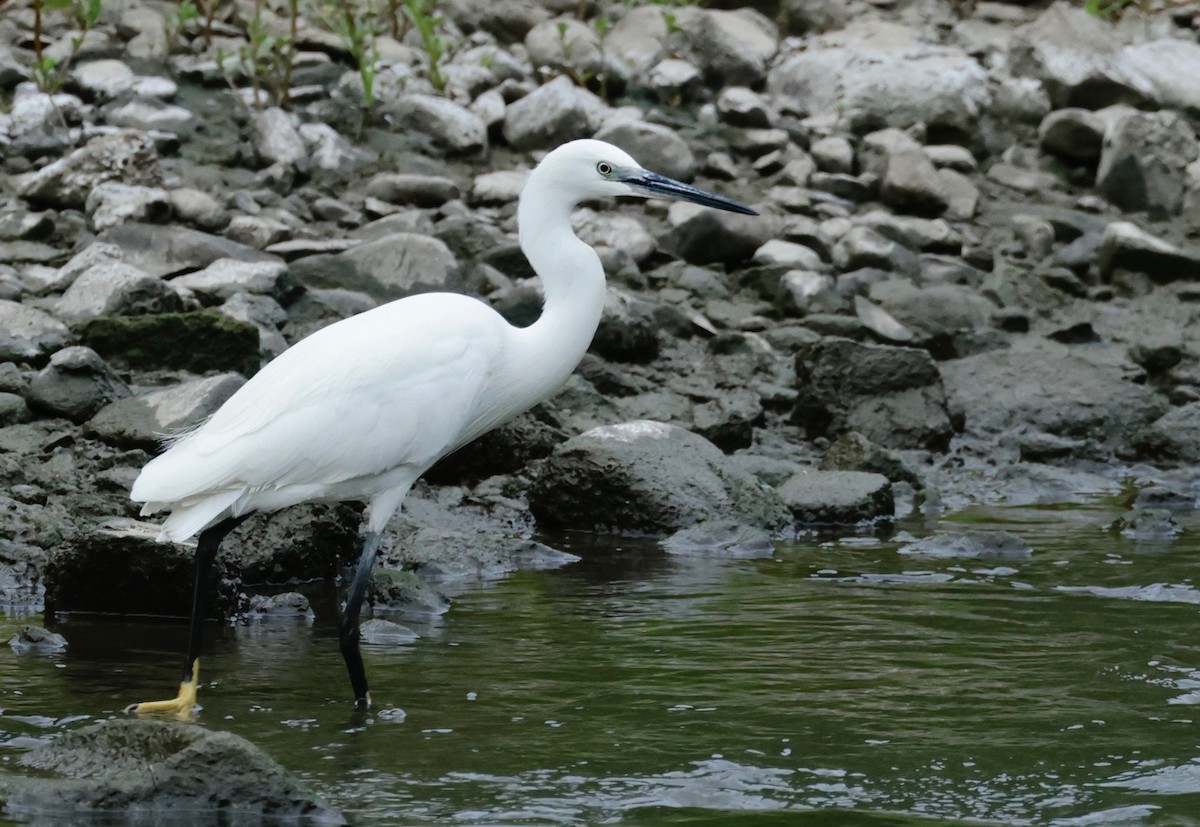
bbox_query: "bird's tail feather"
[151,489,242,543]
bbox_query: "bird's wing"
[132,294,505,505]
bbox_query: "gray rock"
[938,168,980,220]
[941,340,1168,459]
[986,162,1059,194]
[87,373,245,449]
[70,59,135,99]
[359,618,419,645]
[881,149,949,216]
[384,94,487,155]
[867,280,999,360]
[819,431,920,485]
[777,269,836,314]
[833,226,919,277]
[368,566,450,614]
[0,300,73,364]
[290,232,460,301]
[525,17,605,80]
[98,223,280,278]
[777,469,893,525]
[1038,108,1106,163]
[645,58,704,101]
[768,19,989,134]
[219,292,289,357]
[899,530,1032,560]
[246,591,316,619]
[1134,401,1200,464]
[84,182,171,232]
[1109,507,1180,541]
[662,209,776,266]
[168,188,229,231]
[27,346,131,423]
[605,6,668,80]
[106,99,197,133]
[754,240,824,270]
[364,173,461,207]
[55,260,184,323]
[502,76,606,151]
[716,86,775,128]
[299,122,370,176]
[0,392,32,426]
[672,7,778,87]
[471,170,527,206]
[17,130,161,210]
[858,211,961,254]
[3,719,343,823]
[170,258,290,303]
[0,535,47,607]
[441,0,548,43]
[794,338,955,450]
[591,290,659,363]
[593,120,696,182]
[529,420,793,535]
[224,213,292,249]
[692,389,762,451]
[1096,221,1200,285]
[1010,4,1200,111]
[251,106,306,166]
[9,624,67,653]
[661,519,774,557]
[572,208,656,264]
[1096,110,1198,217]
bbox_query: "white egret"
[127,138,757,714]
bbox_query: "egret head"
[533,139,758,216]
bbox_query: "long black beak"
[622,170,758,216]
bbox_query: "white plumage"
[125,138,756,711]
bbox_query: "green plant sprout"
[319,0,381,107]
[28,0,102,92]
[403,0,446,93]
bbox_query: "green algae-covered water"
[3,500,1199,826]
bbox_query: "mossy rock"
[76,311,260,374]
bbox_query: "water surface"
[2,499,1199,826]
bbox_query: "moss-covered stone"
[75,311,260,375]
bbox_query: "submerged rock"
[1,719,344,824]
[899,530,1033,560]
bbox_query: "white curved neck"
[510,184,607,403]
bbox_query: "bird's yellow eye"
[596,161,613,176]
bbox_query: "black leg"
[181,515,247,681]
[340,531,382,708]
[126,513,247,715]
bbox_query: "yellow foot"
[124,660,201,717]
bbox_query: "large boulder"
[87,373,246,450]
[1095,110,1198,217]
[380,94,487,155]
[502,76,606,151]
[528,420,792,535]
[289,232,461,301]
[76,311,260,374]
[794,338,956,450]
[777,470,893,525]
[768,20,990,135]
[940,340,1169,459]
[97,223,280,279]
[26,346,131,423]
[1,719,343,824]
[16,130,162,210]
[0,300,73,364]
[1010,4,1200,111]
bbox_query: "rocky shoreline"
[2,0,1199,624]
